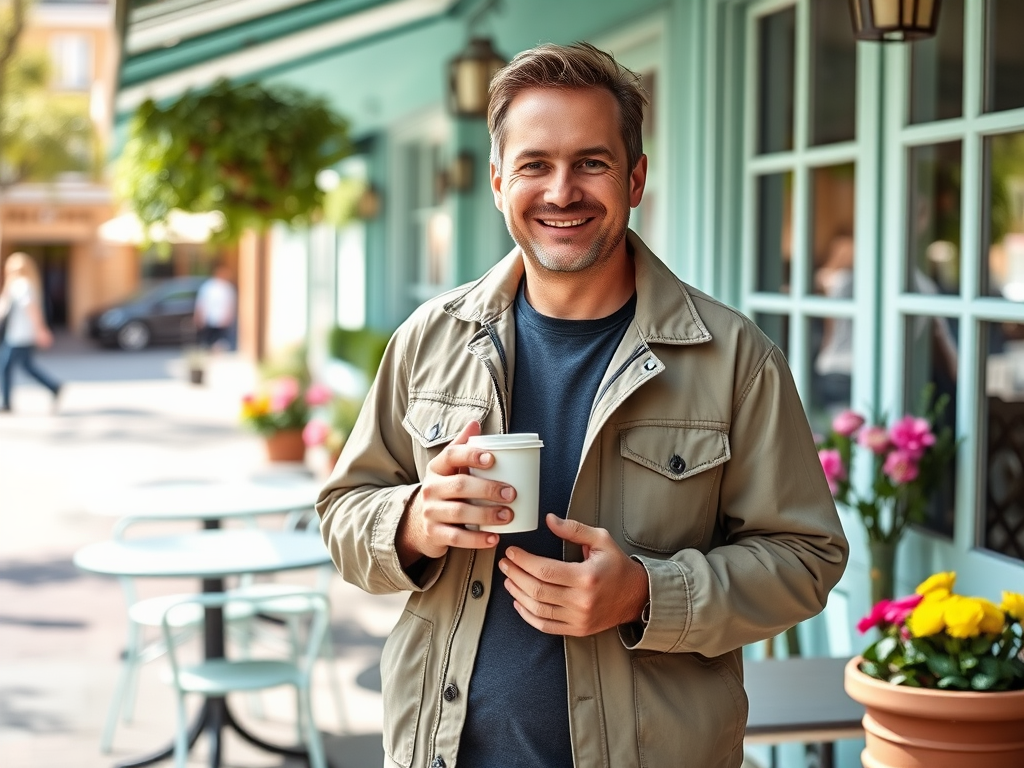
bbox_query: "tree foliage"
[114,79,354,243]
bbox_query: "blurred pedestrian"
[193,261,236,351]
[0,253,62,413]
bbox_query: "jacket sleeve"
[315,324,447,595]
[621,345,849,656]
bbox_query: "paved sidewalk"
[0,336,403,768]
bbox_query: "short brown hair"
[487,41,648,174]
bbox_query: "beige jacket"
[317,231,849,768]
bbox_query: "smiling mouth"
[539,218,590,228]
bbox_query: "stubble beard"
[506,206,627,275]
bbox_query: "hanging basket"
[843,657,1024,767]
[264,428,307,463]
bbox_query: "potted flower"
[302,394,362,474]
[844,572,1024,766]
[240,377,333,462]
[816,388,957,603]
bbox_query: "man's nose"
[543,167,583,208]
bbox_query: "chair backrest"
[161,591,329,687]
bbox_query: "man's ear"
[490,162,504,212]
[629,154,649,209]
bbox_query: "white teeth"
[541,218,587,228]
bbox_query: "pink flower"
[858,425,890,455]
[883,449,920,484]
[305,383,333,406]
[857,600,891,633]
[818,449,846,494]
[881,593,923,625]
[832,410,865,437]
[302,419,330,447]
[269,376,300,412]
[888,416,935,460]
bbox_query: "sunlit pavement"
[0,334,403,768]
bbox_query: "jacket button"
[427,422,441,440]
[443,683,459,701]
[643,358,657,371]
[431,758,446,768]
[669,454,686,474]
[471,580,484,598]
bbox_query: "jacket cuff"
[372,483,446,592]
[618,555,692,652]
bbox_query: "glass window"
[907,142,962,295]
[810,163,856,297]
[982,320,1024,559]
[756,171,793,293]
[755,312,790,359]
[984,0,1024,114]
[909,0,964,124]
[809,0,856,146]
[905,313,960,538]
[984,131,1024,301]
[50,34,92,91]
[758,6,796,155]
[809,314,853,435]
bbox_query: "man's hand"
[396,420,518,568]
[499,514,649,636]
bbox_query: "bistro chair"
[99,516,257,754]
[160,591,329,768]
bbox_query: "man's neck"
[521,247,636,320]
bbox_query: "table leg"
[113,701,207,768]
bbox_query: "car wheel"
[116,320,151,351]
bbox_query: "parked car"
[86,276,205,351]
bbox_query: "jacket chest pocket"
[402,394,492,473]
[619,423,730,554]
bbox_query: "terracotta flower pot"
[843,656,1024,767]
[264,428,306,463]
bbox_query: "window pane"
[907,142,962,295]
[755,312,790,358]
[758,6,796,154]
[904,313,959,538]
[909,0,964,124]
[984,131,1024,301]
[809,315,853,436]
[984,0,1024,114]
[811,163,856,296]
[983,320,1024,560]
[809,0,856,145]
[757,171,793,293]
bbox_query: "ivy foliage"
[115,79,353,243]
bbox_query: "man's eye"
[521,162,544,171]
[582,159,607,170]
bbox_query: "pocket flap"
[402,396,491,448]
[620,424,730,480]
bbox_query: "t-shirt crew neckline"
[514,278,637,336]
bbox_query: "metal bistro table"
[74,528,334,768]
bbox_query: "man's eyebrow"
[510,146,616,165]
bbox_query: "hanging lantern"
[848,0,942,42]
[448,37,506,118]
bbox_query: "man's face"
[491,87,647,274]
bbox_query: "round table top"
[73,529,332,579]
[85,475,323,521]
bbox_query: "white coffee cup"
[466,433,544,533]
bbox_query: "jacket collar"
[444,229,712,346]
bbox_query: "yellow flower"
[943,596,984,639]
[241,395,270,420]
[976,598,1006,635]
[915,571,956,599]
[907,595,947,637]
[1002,591,1024,621]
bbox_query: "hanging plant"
[114,78,354,244]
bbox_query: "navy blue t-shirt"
[458,281,636,767]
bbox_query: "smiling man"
[317,42,848,768]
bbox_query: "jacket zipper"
[592,343,649,410]
[470,321,509,434]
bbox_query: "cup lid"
[467,433,544,450]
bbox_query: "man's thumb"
[547,514,601,546]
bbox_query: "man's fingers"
[426,421,482,475]
[503,545,576,587]
[499,556,571,606]
[545,514,606,548]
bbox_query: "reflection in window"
[984,131,1024,301]
[811,164,856,297]
[810,0,856,146]
[758,7,796,155]
[985,0,1024,114]
[905,313,959,538]
[755,312,790,359]
[909,0,963,124]
[809,314,853,437]
[907,142,962,295]
[756,172,792,293]
[982,320,1024,561]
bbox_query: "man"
[317,42,848,768]
[193,262,236,350]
